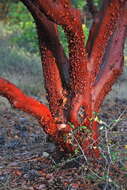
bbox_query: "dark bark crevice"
[86,0,109,55]
[86,0,98,18]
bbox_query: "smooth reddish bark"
[0,78,57,136]
[0,0,127,158]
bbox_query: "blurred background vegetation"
[0,0,126,98]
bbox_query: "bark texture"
[0,0,127,157]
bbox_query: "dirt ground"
[0,95,127,190]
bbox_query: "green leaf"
[79,126,87,129]
[68,122,75,129]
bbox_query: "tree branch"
[0,78,73,152]
[87,0,126,84]
[37,0,89,94]
[0,78,57,136]
[21,0,69,88]
[38,36,67,122]
[92,3,127,111]
[86,0,109,55]
[21,0,69,122]
[36,0,91,125]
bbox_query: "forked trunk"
[0,0,127,158]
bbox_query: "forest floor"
[0,97,127,190]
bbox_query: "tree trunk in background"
[0,0,127,158]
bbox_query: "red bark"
[0,78,57,136]
[0,78,72,150]
[0,0,127,158]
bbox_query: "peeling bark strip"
[0,0,127,158]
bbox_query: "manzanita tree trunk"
[0,0,127,157]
